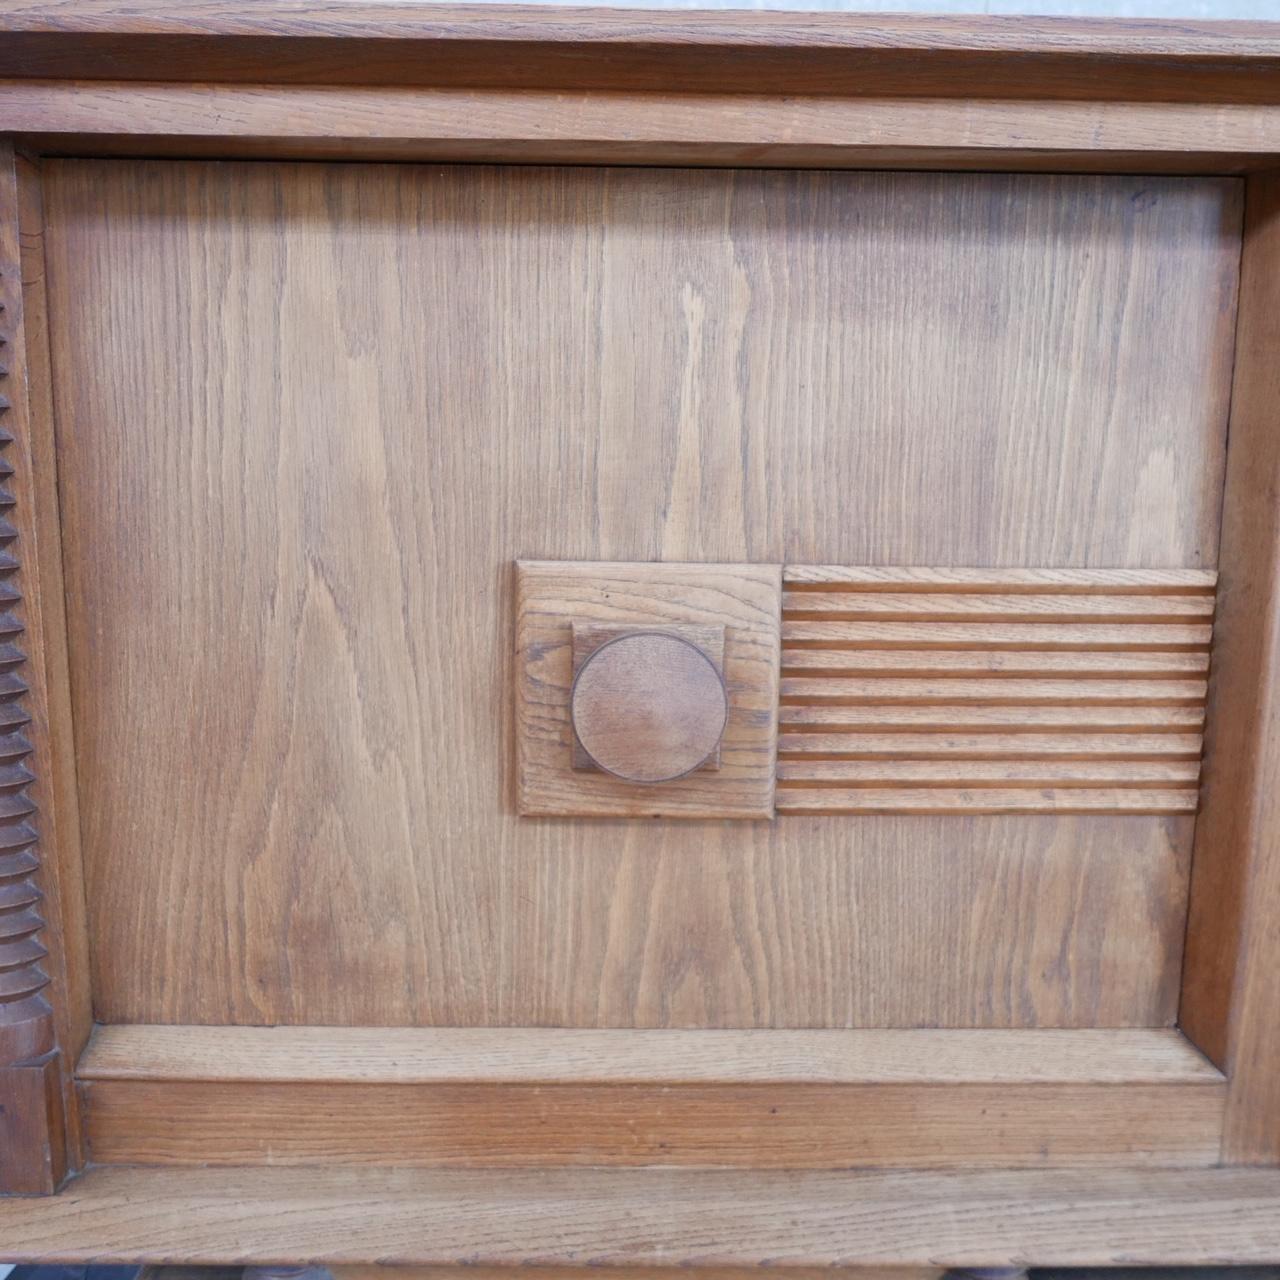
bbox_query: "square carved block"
[516,561,782,819]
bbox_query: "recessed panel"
[42,161,1240,1027]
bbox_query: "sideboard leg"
[0,142,77,1194]
[0,1048,65,1194]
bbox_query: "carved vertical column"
[0,144,66,1196]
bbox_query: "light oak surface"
[7,1164,1280,1264]
[1,3,1278,103]
[13,151,89,1174]
[4,83,1280,174]
[73,1025,1225,1169]
[0,142,85,1190]
[42,161,1236,1028]
[1181,172,1280,1163]
[331,1269,943,1280]
[778,569,1212,815]
[570,623,727,775]
[78,1078,1225,1169]
[572,631,727,783]
[783,567,1222,592]
[79,1025,1222,1084]
[516,562,778,818]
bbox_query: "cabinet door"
[37,159,1242,1169]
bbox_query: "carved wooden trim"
[515,561,780,820]
[0,144,65,1196]
[1180,173,1280,1161]
[776,566,1216,816]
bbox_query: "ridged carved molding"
[777,566,1216,815]
[0,418,47,1064]
[0,162,65,1197]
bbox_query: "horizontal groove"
[776,760,1201,787]
[779,677,1207,706]
[776,787,1199,815]
[0,819,38,852]
[783,566,1219,595]
[780,648,1210,678]
[0,847,39,880]
[0,698,31,730]
[0,905,43,940]
[0,878,40,912]
[782,621,1211,651]
[0,962,49,1002]
[0,933,47,973]
[777,732,1204,760]
[782,591,1214,623]
[0,730,33,763]
[0,762,36,792]
[780,705,1205,731]
[0,790,37,821]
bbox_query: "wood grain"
[331,1269,942,1280]
[43,161,1234,1028]
[779,706,1206,731]
[8,1164,1280,1265]
[0,148,48,1062]
[13,152,90,1173]
[77,1025,1224,1172]
[778,733,1204,759]
[571,631,727,783]
[1,4,1278,102]
[516,562,778,817]
[0,141,82,1192]
[778,570,1212,816]
[785,567,1220,593]
[0,1052,65,1195]
[4,82,1280,175]
[571,623,726,774]
[78,1078,1225,1170]
[79,1025,1222,1085]
[777,790,1199,817]
[1180,172,1280,1163]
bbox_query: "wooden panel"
[43,161,1235,1028]
[785,567,1221,593]
[779,733,1204,759]
[783,623,1211,651]
[79,1025,1221,1085]
[9,1164,1280,1265]
[4,83,1280,176]
[1181,172,1280,1163]
[2,5,1279,103]
[0,1051,65,1195]
[778,790,1199,817]
[79,1078,1225,1170]
[76,1025,1223,1170]
[332,1269,941,1280]
[12,152,90,1173]
[0,142,83,1191]
[778,569,1212,816]
[515,561,779,818]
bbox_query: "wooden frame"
[3,0,1280,1265]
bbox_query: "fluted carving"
[777,566,1216,815]
[0,286,50,1068]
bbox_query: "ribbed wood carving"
[0,262,49,1067]
[777,567,1215,815]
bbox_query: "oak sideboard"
[2,2,1280,1270]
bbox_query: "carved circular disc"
[571,632,728,784]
